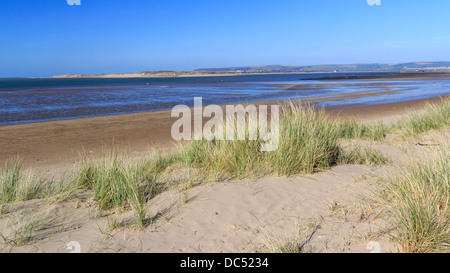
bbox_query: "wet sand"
[0,95,447,174]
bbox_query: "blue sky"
[1,0,450,77]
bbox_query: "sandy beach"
[0,74,448,253]
[0,95,446,173]
[3,0,450,257]
[0,95,448,253]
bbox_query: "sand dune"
[0,97,448,253]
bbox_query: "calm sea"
[0,72,449,125]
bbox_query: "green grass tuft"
[335,119,385,141]
[74,154,165,229]
[374,148,449,253]
[0,160,62,213]
[269,104,341,175]
[181,103,342,179]
[393,97,450,137]
[339,146,388,166]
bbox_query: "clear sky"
[1,0,450,77]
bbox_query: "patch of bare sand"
[340,126,449,165]
[1,163,399,253]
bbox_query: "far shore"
[52,70,402,79]
[51,71,340,79]
[0,95,447,175]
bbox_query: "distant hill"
[195,62,450,73]
[53,61,450,78]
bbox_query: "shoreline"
[0,95,447,173]
[2,71,448,128]
[51,71,400,79]
[2,70,398,80]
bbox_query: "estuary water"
[0,72,449,125]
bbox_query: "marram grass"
[338,146,388,166]
[1,99,448,239]
[374,147,449,253]
[74,154,166,229]
[3,100,437,210]
[335,119,386,141]
[393,97,450,137]
[181,103,341,178]
[269,104,341,175]
[0,160,68,213]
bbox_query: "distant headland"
[53,61,450,78]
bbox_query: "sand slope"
[0,162,400,253]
